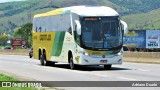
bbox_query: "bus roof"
[34,6,119,18]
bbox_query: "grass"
[0,73,17,81]
[0,46,4,49]
[0,73,38,90]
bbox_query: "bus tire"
[40,54,48,66]
[104,65,112,70]
[29,53,32,58]
[69,56,75,69]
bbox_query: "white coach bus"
[32,6,128,69]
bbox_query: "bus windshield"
[81,17,122,49]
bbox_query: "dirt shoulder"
[0,49,28,56]
[124,57,160,64]
[123,52,160,64]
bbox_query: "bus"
[32,6,128,69]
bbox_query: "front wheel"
[104,65,112,70]
[69,56,76,69]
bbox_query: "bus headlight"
[82,50,89,55]
[117,51,123,56]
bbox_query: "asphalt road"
[0,55,160,90]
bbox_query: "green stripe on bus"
[51,32,65,56]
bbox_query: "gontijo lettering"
[40,34,51,41]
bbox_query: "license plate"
[100,60,107,63]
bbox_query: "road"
[0,55,160,90]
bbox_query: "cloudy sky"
[0,0,26,3]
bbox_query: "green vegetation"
[0,0,160,34]
[0,73,37,90]
[110,0,160,15]
[0,34,10,46]
[0,0,53,34]
[123,8,160,30]
[13,23,32,47]
[0,73,17,81]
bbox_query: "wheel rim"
[40,55,46,65]
[44,59,47,65]
[40,55,44,65]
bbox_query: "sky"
[0,0,26,3]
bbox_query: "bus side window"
[68,27,72,35]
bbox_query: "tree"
[13,23,32,48]
[0,34,9,46]
[8,21,17,35]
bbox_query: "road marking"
[23,64,30,66]
[138,69,150,72]
[40,66,111,79]
[0,61,137,80]
[93,74,108,77]
[118,77,137,81]
[41,66,88,74]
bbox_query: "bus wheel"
[40,55,47,66]
[104,65,112,70]
[69,56,75,69]
[29,53,32,58]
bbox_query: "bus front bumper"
[78,54,123,65]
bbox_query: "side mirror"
[75,20,81,35]
[120,20,128,34]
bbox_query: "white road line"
[138,69,150,72]
[93,74,108,77]
[118,77,137,81]
[23,64,30,66]
[71,70,88,74]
